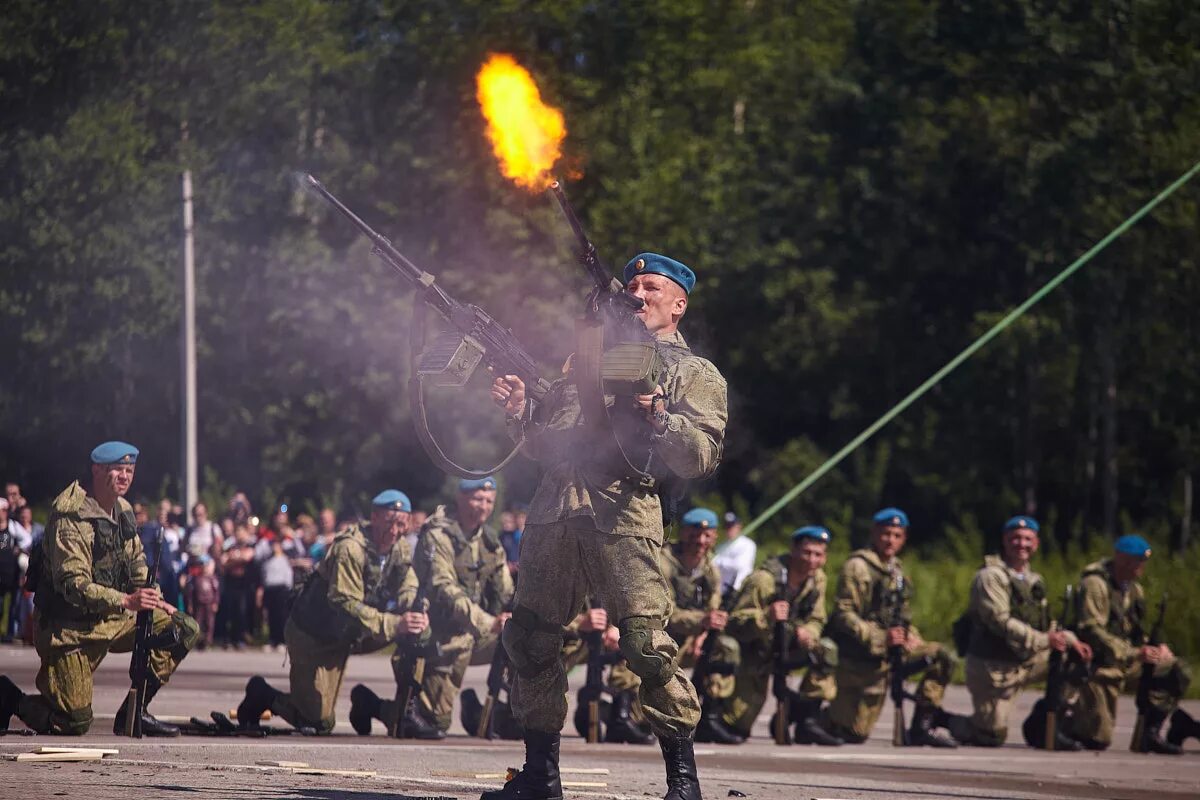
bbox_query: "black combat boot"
[1140,706,1183,755]
[907,704,957,748]
[113,677,181,737]
[0,675,25,730]
[694,700,744,745]
[235,675,281,730]
[792,699,843,746]
[400,701,446,740]
[1167,708,1200,748]
[659,734,702,800]
[349,684,381,735]
[605,690,655,745]
[479,730,563,800]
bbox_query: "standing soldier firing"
[410,476,514,737]
[722,525,841,745]
[942,516,1092,749]
[824,508,958,747]
[0,442,199,736]
[1062,535,1194,753]
[487,254,727,800]
[234,490,431,735]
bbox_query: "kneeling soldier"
[235,490,431,735]
[943,516,1092,749]
[825,508,957,747]
[1063,535,1192,753]
[723,525,840,745]
[0,442,198,736]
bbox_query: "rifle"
[1041,586,1072,750]
[476,602,515,739]
[691,582,737,695]
[305,175,552,478]
[771,574,791,745]
[1130,592,1168,752]
[390,538,434,738]
[888,572,910,747]
[123,526,166,738]
[571,606,619,744]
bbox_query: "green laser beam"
[741,158,1200,538]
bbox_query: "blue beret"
[680,507,719,530]
[372,490,412,512]
[792,525,832,544]
[623,252,696,295]
[459,476,497,492]
[1003,515,1040,533]
[91,441,139,465]
[873,507,909,528]
[1115,534,1152,559]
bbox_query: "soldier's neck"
[89,482,119,518]
[456,514,482,535]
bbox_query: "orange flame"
[476,54,565,191]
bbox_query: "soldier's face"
[370,508,410,549]
[625,273,687,334]
[681,525,717,557]
[1112,552,1147,583]
[458,489,496,529]
[1002,527,1039,566]
[871,524,907,560]
[791,540,827,578]
[93,463,135,497]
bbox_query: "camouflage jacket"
[827,547,919,663]
[416,506,514,641]
[967,555,1064,663]
[509,330,727,542]
[728,556,827,661]
[660,543,721,643]
[35,481,147,626]
[1075,558,1143,669]
[290,522,419,645]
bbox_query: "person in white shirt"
[713,512,757,590]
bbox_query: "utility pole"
[181,121,198,516]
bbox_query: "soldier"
[410,476,514,736]
[825,508,957,747]
[722,525,841,745]
[943,516,1092,749]
[1062,535,1193,754]
[487,253,727,800]
[234,490,432,736]
[0,442,199,736]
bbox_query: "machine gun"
[122,526,170,738]
[390,538,435,738]
[1130,592,1168,752]
[305,175,552,478]
[771,575,791,745]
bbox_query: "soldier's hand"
[1047,630,1069,652]
[635,386,667,432]
[769,601,790,622]
[490,373,527,417]
[579,608,608,632]
[1141,643,1173,664]
[602,625,621,652]
[396,612,429,636]
[690,631,708,659]
[795,627,816,649]
[492,611,512,634]
[122,588,171,612]
[1073,641,1093,662]
[886,626,908,647]
[905,630,924,652]
[704,609,728,631]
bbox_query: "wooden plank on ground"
[35,746,120,755]
[291,767,376,777]
[8,751,106,762]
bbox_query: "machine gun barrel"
[548,180,643,313]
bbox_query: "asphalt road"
[2,645,1197,800]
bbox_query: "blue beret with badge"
[872,507,909,528]
[1115,534,1152,559]
[459,476,497,492]
[1003,515,1040,533]
[91,441,139,465]
[792,525,832,544]
[680,507,719,530]
[372,490,412,512]
[623,252,696,295]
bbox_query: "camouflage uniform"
[15,482,198,735]
[723,556,834,735]
[824,548,953,742]
[414,506,514,732]
[946,555,1069,746]
[503,329,727,737]
[1063,559,1191,748]
[271,523,420,732]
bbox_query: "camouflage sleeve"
[418,527,495,640]
[971,567,1048,659]
[325,539,401,640]
[726,571,774,650]
[1075,574,1136,665]
[394,558,420,612]
[50,518,128,615]
[653,358,728,480]
[800,574,827,640]
[827,558,887,658]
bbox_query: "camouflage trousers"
[945,650,1051,746]
[18,609,198,735]
[504,519,701,737]
[411,629,499,732]
[271,617,397,733]
[723,645,835,737]
[1063,655,1191,748]
[824,641,953,743]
